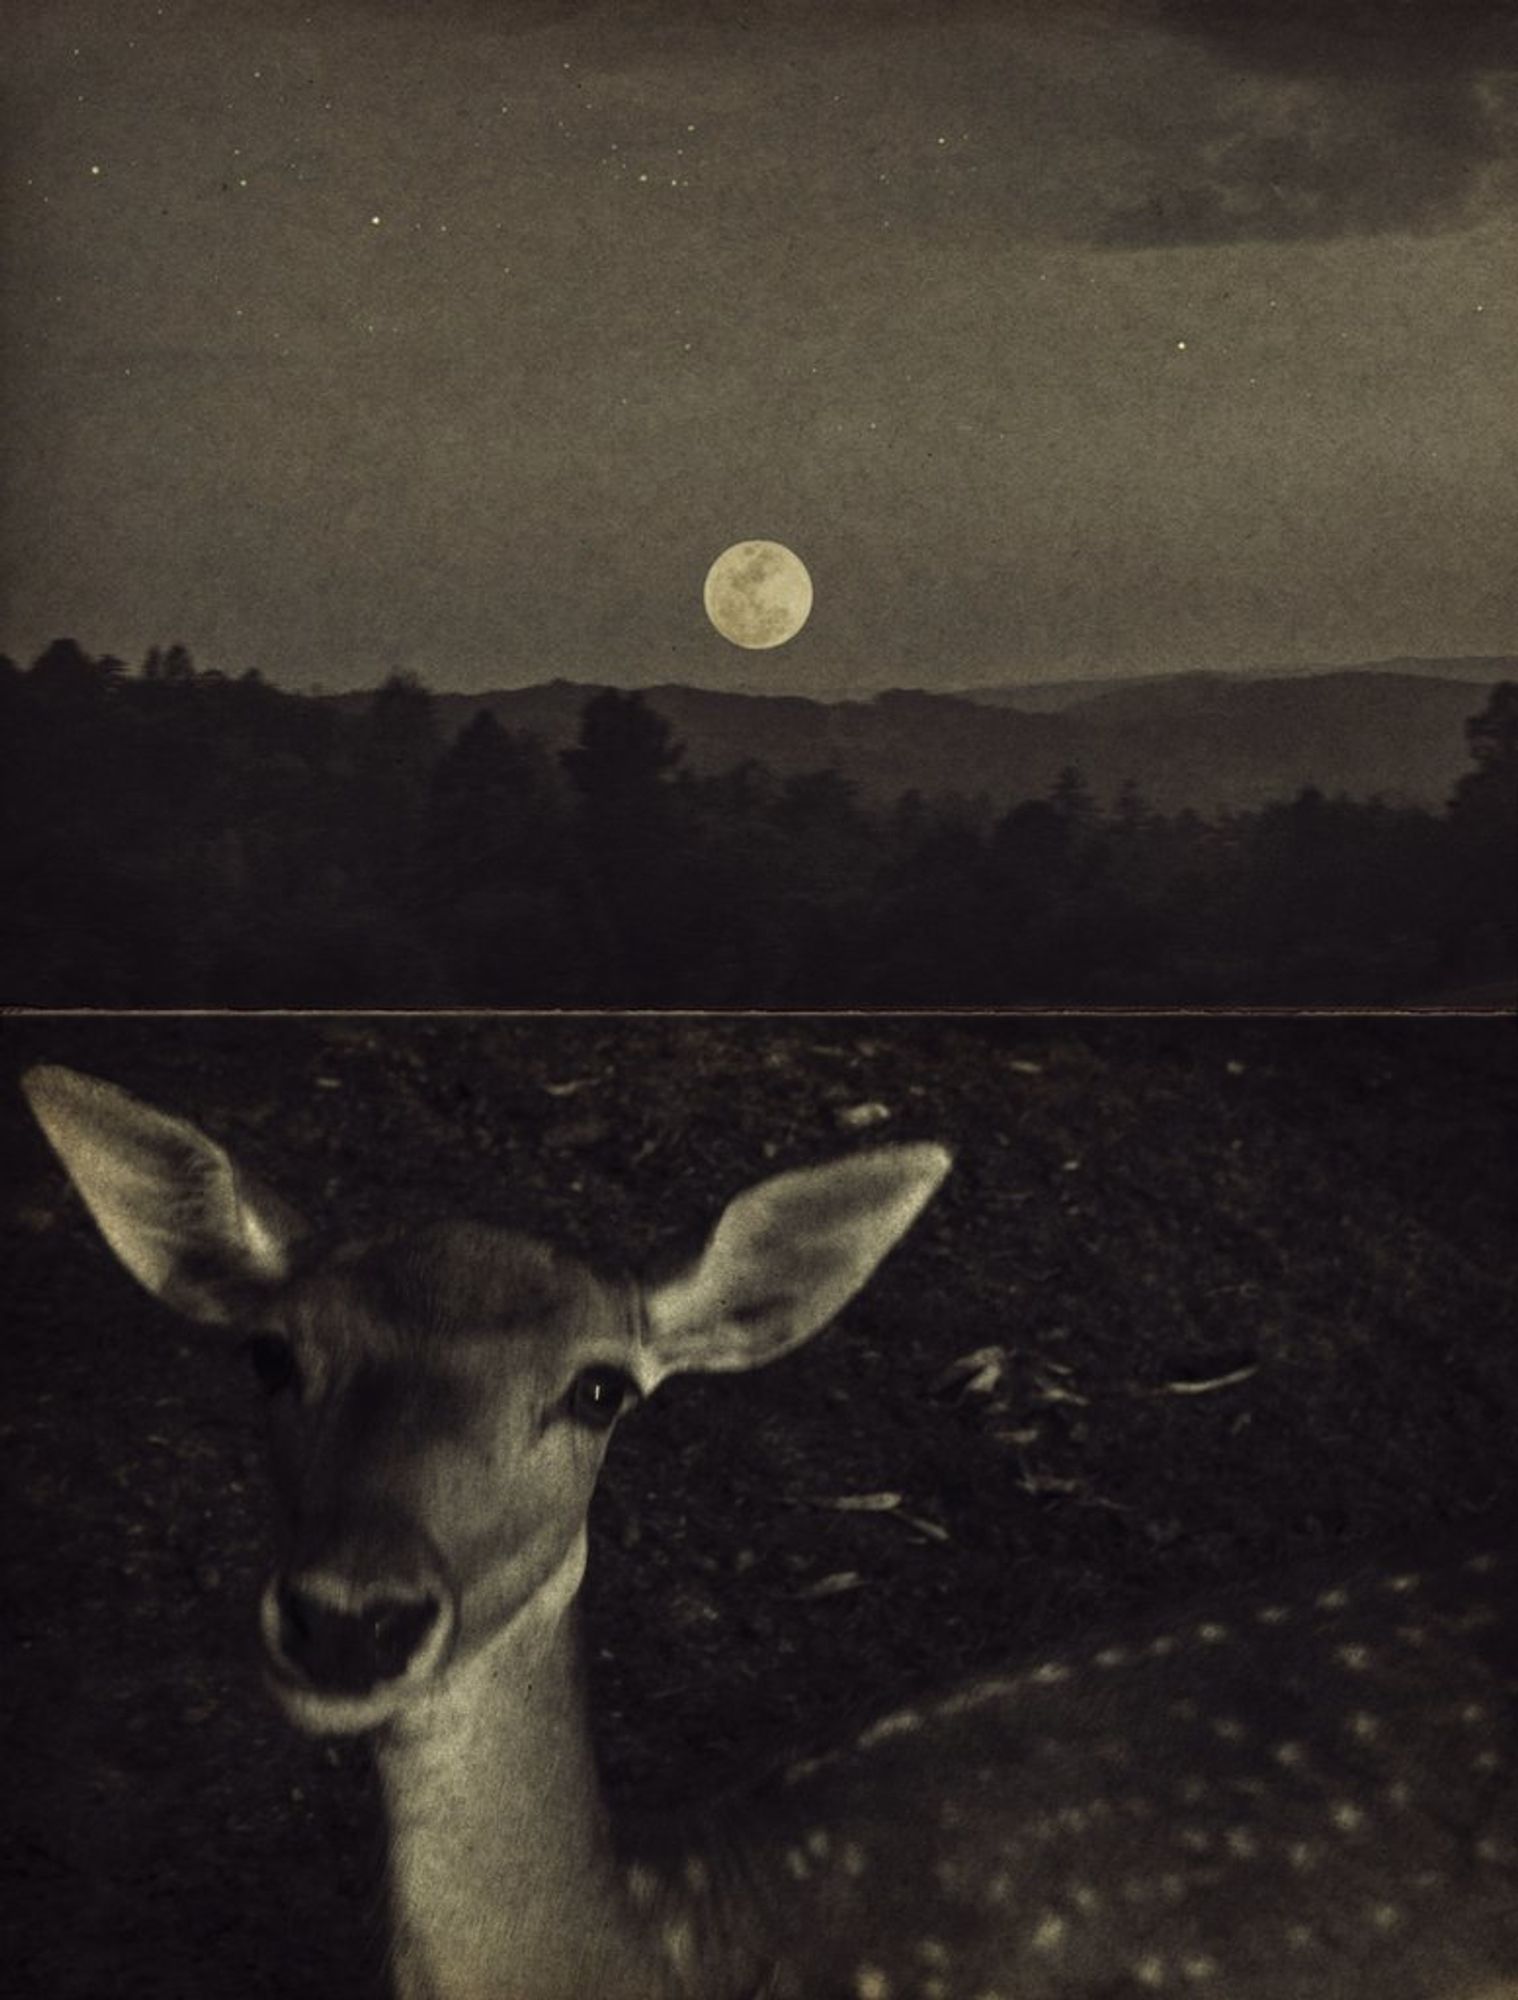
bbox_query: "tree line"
[1,640,1512,1006]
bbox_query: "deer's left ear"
[22,1066,306,1326]
[634,1144,951,1392]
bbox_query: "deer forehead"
[278,1222,636,1375]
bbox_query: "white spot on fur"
[1347,1711,1381,1743]
[626,1864,659,1912]
[1094,1646,1130,1668]
[1134,1955,1167,1987]
[1030,1661,1070,1685]
[841,1841,868,1877]
[1335,1643,1372,1671]
[660,1918,696,1980]
[1274,1741,1307,1768]
[1182,1956,1219,1981]
[972,1677,1019,1705]
[1316,1588,1350,1610]
[1331,1801,1366,1833]
[853,1968,890,2000]
[1384,1573,1420,1593]
[1226,1827,1259,1859]
[1454,1605,1500,1634]
[682,1856,710,1893]
[935,1690,976,1719]
[858,1709,923,1749]
[1196,1623,1230,1645]
[1256,1604,1291,1626]
[1032,1911,1067,1952]
[916,1939,950,1968]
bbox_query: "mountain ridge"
[946,655,1516,713]
[329,660,1512,815]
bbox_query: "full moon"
[703,540,814,649]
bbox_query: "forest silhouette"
[2,640,1512,1007]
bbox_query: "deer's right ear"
[21,1066,305,1326]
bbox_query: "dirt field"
[2,1014,1514,1998]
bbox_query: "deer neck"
[376,1536,664,2000]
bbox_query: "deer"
[21,1062,1518,2000]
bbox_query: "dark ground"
[1,1014,1514,1998]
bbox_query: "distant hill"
[333,662,1510,816]
[951,657,1518,714]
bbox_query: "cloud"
[1101,0,1518,245]
[1152,0,1517,80]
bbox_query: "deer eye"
[245,1335,300,1397]
[567,1365,634,1431]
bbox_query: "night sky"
[5,0,1515,696]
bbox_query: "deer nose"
[272,1578,445,1694]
